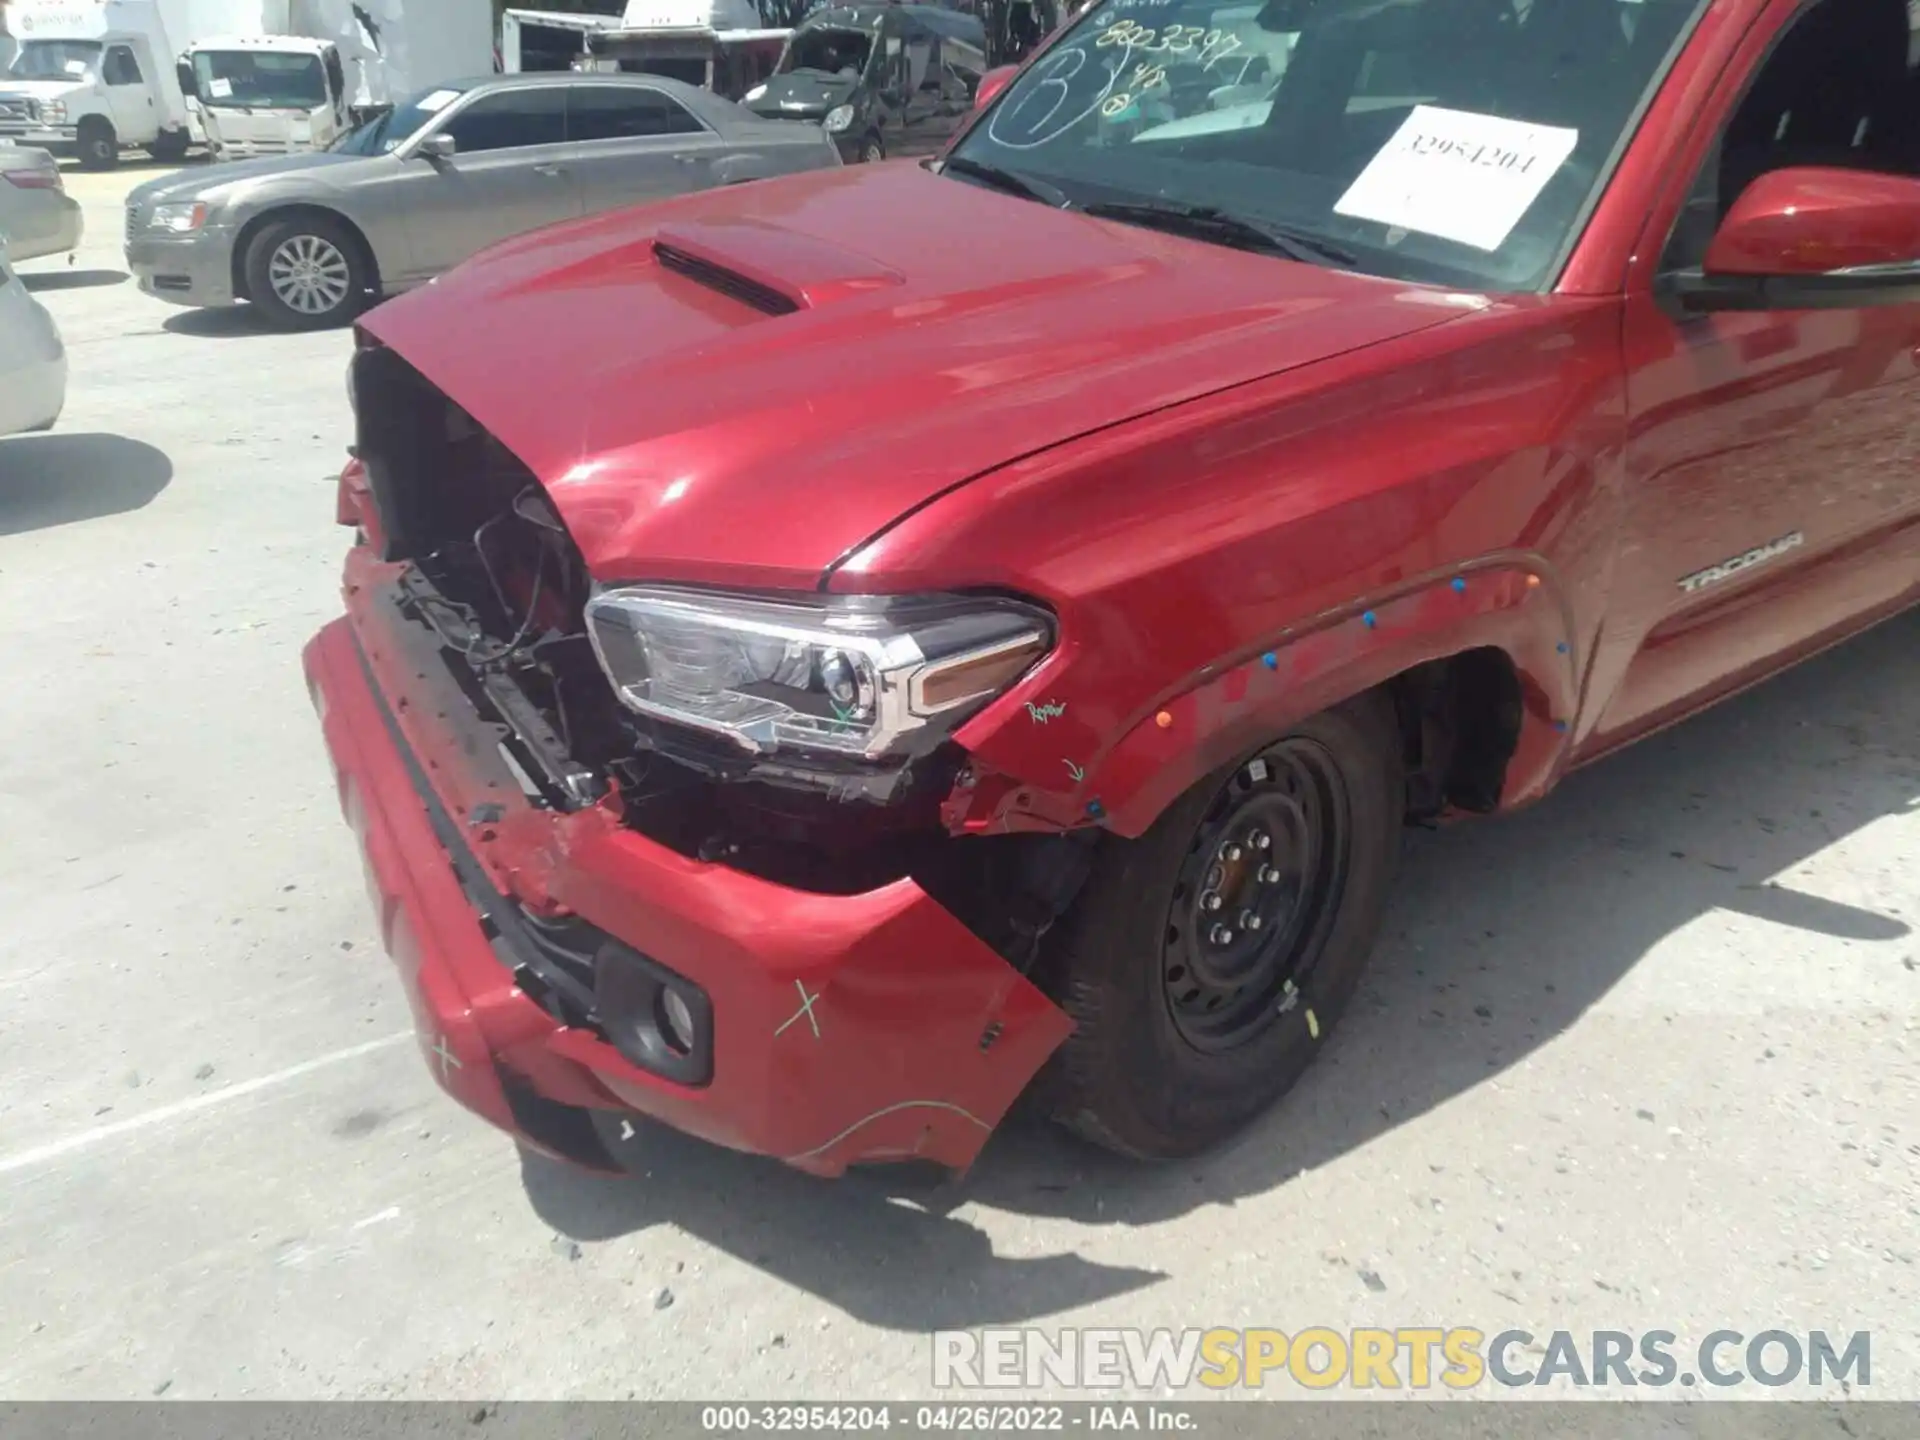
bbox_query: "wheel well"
[77,114,113,137]
[231,206,381,303]
[1387,647,1525,821]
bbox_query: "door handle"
[672,153,699,166]
[532,162,566,177]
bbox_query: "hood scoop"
[655,242,800,316]
[651,220,906,316]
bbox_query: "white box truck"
[0,0,262,167]
[183,0,495,157]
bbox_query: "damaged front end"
[325,337,1092,1173]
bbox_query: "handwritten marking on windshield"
[987,17,1247,149]
[1097,20,1243,70]
[987,42,1129,151]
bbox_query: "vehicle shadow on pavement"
[519,608,1920,1328]
[161,308,284,338]
[20,269,128,293]
[0,433,172,537]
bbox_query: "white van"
[0,0,198,168]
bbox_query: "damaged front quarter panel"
[340,540,1078,1177]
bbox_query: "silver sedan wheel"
[267,233,354,317]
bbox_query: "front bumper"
[125,226,239,308]
[0,125,77,155]
[301,555,1073,1177]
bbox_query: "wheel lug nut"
[1222,843,1243,862]
[1201,891,1222,912]
[1252,831,1271,850]
[1239,909,1263,931]
[1209,924,1235,946]
[1205,864,1224,889]
[1258,865,1280,884]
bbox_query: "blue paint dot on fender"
[1086,799,1104,818]
[1362,611,1377,629]
[1451,577,1467,593]
[1262,652,1278,670]
[1557,642,1570,654]
[1554,720,1569,733]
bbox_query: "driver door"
[388,86,582,283]
[1591,0,1920,749]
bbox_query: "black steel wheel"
[1162,739,1352,1054]
[1033,693,1403,1159]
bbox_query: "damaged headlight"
[823,104,855,133]
[585,587,1051,760]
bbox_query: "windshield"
[780,26,875,78]
[953,0,1709,291]
[192,50,328,109]
[328,82,468,155]
[8,39,102,81]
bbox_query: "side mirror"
[1669,167,1920,313]
[973,64,1017,111]
[415,132,458,161]
[176,61,201,102]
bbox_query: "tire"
[859,131,886,163]
[242,214,370,330]
[76,118,118,171]
[1034,692,1403,1159]
[148,129,190,163]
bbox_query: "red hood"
[363,163,1472,588]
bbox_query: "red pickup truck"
[305,0,1920,1176]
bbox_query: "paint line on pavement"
[0,1033,413,1178]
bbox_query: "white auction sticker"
[416,88,461,114]
[1334,105,1579,252]
[207,77,233,98]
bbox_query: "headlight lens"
[44,101,68,124]
[149,202,208,233]
[823,104,854,133]
[585,587,1051,760]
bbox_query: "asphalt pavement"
[1,160,1915,1404]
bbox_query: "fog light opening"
[657,987,696,1056]
[591,942,713,1087]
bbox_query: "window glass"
[569,85,705,140]
[441,86,568,153]
[780,26,874,79]
[192,50,327,108]
[951,0,1712,292]
[7,40,102,80]
[329,82,474,154]
[104,46,143,86]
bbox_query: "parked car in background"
[0,143,83,261]
[0,237,66,435]
[122,71,842,329]
[306,0,1920,1178]
[0,0,200,169]
[745,4,986,161]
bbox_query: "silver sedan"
[123,72,842,330]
